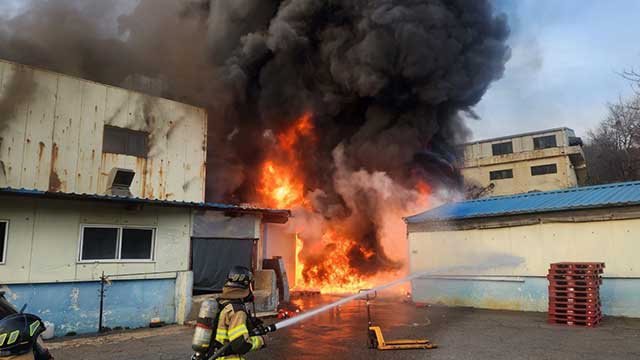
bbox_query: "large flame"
[300,229,374,294]
[259,161,305,209]
[258,112,430,294]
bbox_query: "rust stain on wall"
[136,157,148,198]
[158,159,165,199]
[48,143,62,192]
[37,141,45,162]
[144,158,154,198]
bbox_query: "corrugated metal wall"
[0,59,207,202]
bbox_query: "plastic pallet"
[548,278,602,287]
[548,268,603,276]
[549,314,602,322]
[548,285,600,292]
[548,308,601,316]
[548,313,602,322]
[550,263,605,270]
[548,318,601,327]
[548,296,599,304]
[547,274,602,281]
[548,301,601,310]
[548,290,599,299]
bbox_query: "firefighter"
[214,266,265,360]
[0,296,53,360]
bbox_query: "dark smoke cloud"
[0,66,36,135]
[0,0,510,279]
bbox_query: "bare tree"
[584,95,640,183]
[622,69,640,99]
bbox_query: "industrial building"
[461,128,587,197]
[406,181,640,318]
[0,59,289,336]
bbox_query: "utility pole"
[98,271,107,333]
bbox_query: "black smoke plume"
[0,0,510,281]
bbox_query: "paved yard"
[50,296,640,360]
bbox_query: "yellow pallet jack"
[359,290,437,351]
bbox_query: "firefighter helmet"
[0,313,46,356]
[226,266,253,289]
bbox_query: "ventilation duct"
[106,168,135,197]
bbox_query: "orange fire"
[257,112,430,294]
[259,161,305,209]
[294,234,304,288]
[277,112,314,153]
[299,229,374,294]
[415,180,432,208]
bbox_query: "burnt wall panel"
[192,210,259,239]
[0,59,207,202]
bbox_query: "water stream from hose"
[274,254,525,330]
[276,271,422,329]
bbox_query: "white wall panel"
[0,59,206,202]
[0,196,191,283]
[409,218,640,278]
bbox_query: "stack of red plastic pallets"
[548,262,604,327]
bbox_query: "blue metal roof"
[406,181,640,223]
[0,187,291,219]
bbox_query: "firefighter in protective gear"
[214,266,265,359]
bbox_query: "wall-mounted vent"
[106,168,135,197]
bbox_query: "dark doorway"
[191,238,255,293]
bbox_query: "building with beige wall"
[461,128,587,197]
[0,59,289,336]
[405,181,640,317]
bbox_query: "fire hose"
[192,258,523,359]
[191,273,424,360]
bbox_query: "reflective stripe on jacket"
[215,302,264,360]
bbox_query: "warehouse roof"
[406,181,640,223]
[0,187,290,223]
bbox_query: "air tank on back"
[192,298,219,355]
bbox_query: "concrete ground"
[50,296,640,360]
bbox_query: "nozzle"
[251,324,277,336]
[265,324,277,333]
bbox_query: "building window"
[489,169,514,180]
[533,135,557,150]
[0,221,7,264]
[80,225,155,262]
[121,228,155,260]
[102,125,149,158]
[531,164,558,176]
[492,141,513,156]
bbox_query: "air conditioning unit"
[106,168,135,197]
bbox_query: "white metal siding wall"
[409,218,640,277]
[0,196,191,283]
[0,59,207,202]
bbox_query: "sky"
[469,0,640,141]
[3,0,640,142]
